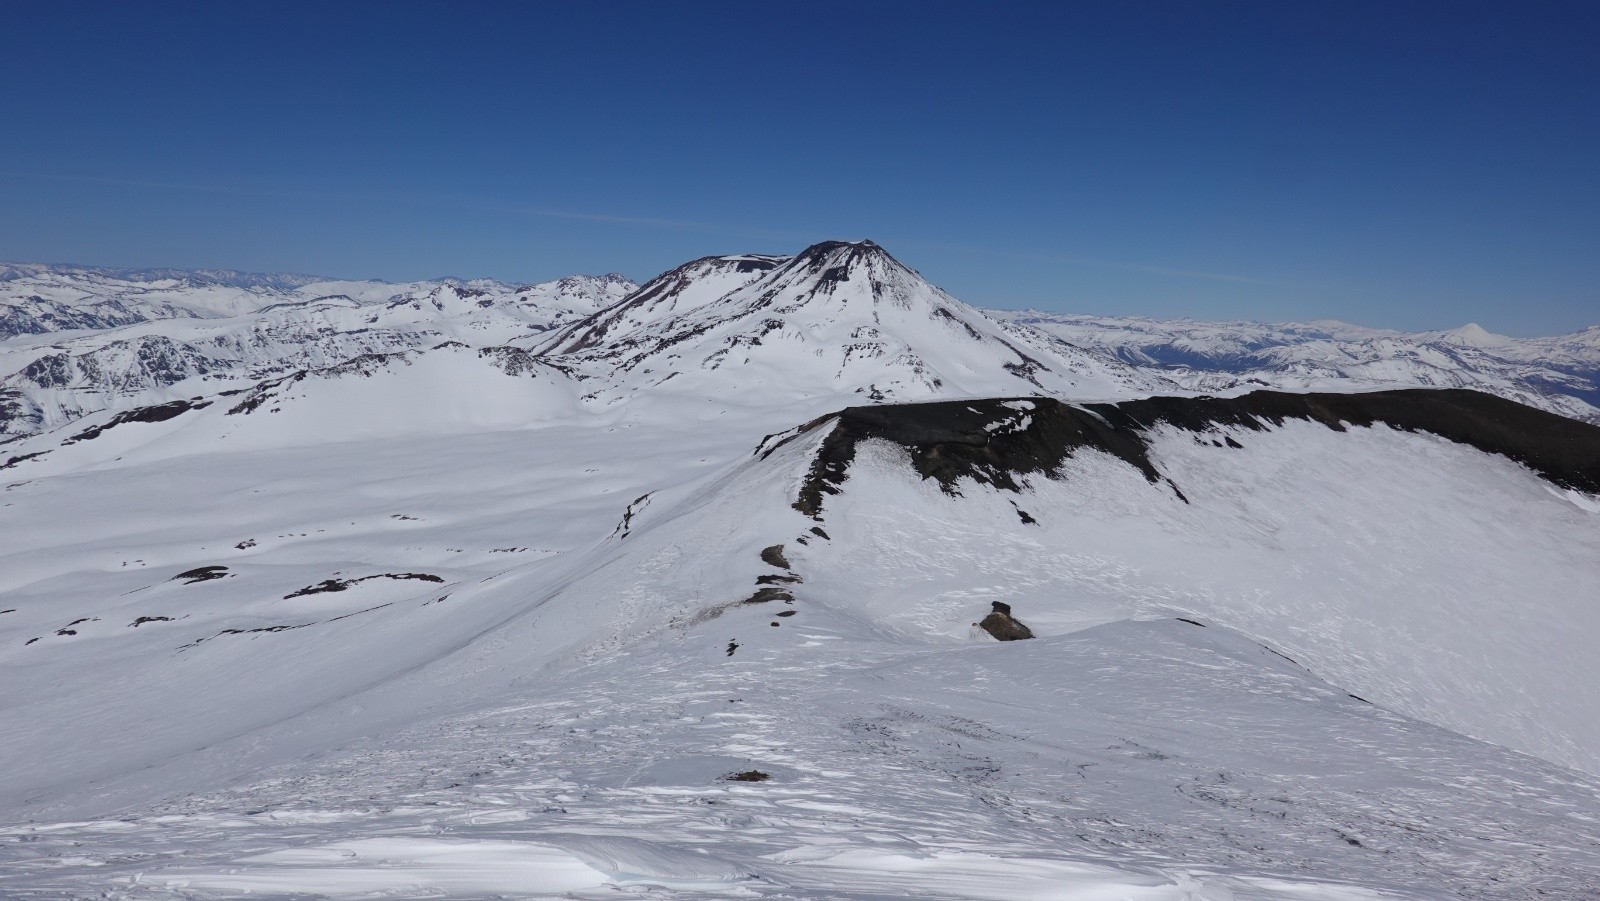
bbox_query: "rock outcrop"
[977,601,1034,641]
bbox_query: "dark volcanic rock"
[65,399,211,444]
[795,396,1169,516]
[1,450,48,470]
[977,601,1034,641]
[794,389,1600,516]
[741,587,794,604]
[173,566,230,584]
[284,572,444,599]
[284,579,350,598]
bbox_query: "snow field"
[800,419,1600,775]
[3,242,1599,898]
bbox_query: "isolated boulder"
[977,601,1034,641]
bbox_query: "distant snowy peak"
[526,272,637,316]
[1004,310,1600,424]
[0,261,329,293]
[540,239,1166,403]
[0,265,637,435]
[0,262,638,341]
[10,248,1598,435]
[0,266,292,339]
[1437,322,1512,348]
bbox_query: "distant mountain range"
[0,262,635,435]
[1002,310,1600,423]
[4,250,1596,442]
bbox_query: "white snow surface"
[1,243,1599,898]
[810,426,1600,775]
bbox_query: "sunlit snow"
[2,243,1598,898]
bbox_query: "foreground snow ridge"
[2,240,1600,898]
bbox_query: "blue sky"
[3,1,1597,335]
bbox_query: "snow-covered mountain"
[0,264,634,435]
[1003,310,1600,424]
[0,261,330,337]
[0,261,636,341]
[8,250,1598,442]
[535,240,1169,404]
[3,242,1600,898]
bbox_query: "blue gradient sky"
[4,1,1597,335]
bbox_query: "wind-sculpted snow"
[7,562,1600,897]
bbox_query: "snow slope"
[788,393,1600,775]
[2,376,1599,897]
